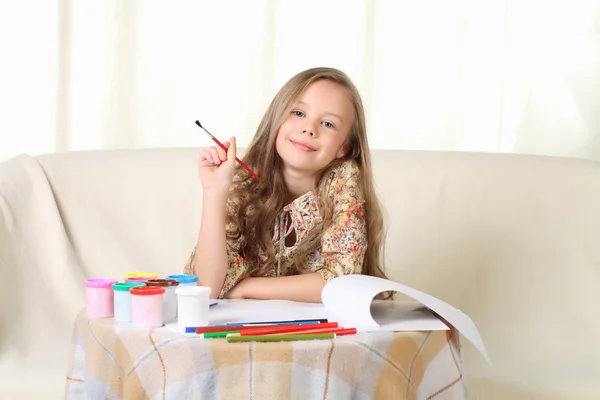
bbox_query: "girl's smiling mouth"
[289,139,316,152]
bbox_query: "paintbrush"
[195,120,260,180]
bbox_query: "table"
[65,309,467,399]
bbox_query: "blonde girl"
[184,67,388,302]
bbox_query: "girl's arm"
[193,191,230,299]
[191,137,239,298]
[225,273,326,303]
[189,190,252,299]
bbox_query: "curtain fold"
[1,0,599,162]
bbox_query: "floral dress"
[184,159,367,299]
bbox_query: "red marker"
[239,322,339,336]
[255,327,357,337]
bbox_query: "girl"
[184,67,388,303]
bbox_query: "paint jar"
[144,279,179,323]
[125,276,152,283]
[85,278,118,319]
[165,274,198,287]
[112,282,146,322]
[125,272,157,280]
[176,286,211,331]
[130,286,165,327]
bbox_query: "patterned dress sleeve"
[183,173,256,299]
[313,161,367,283]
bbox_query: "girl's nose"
[302,129,314,137]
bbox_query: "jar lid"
[85,278,118,288]
[125,272,158,279]
[165,274,198,284]
[112,282,146,291]
[130,286,165,296]
[125,277,151,282]
[145,279,179,287]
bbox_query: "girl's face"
[275,79,354,178]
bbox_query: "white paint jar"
[176,286,211,331]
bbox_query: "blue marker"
[182,302,218,333]
[184,319,328,333]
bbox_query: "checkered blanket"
[65,310,467,399]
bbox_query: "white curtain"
[1,0,599,162]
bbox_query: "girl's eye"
[292,110,305,117]
[322,121,335,129]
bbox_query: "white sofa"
[1,148,599,399]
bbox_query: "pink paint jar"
[125,277,152,283]
[85,278,118,319]
[130,286,165,327]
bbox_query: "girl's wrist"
[225,278,252,299]
[236,278,254,299]
[202,189,229,203]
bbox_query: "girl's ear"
[336,141,351,159]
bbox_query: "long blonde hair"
[228,67,388,282]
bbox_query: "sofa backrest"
[29,148,600,395]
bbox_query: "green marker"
[203,330,240,339]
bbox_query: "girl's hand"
[224,278,249,299]
[197,136,237,194]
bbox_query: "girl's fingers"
[207,147,222,165]
[199,147,217,166]
[216,142,228,161]
[200,145,235,166]
[199,150,212,165]
[226,137,236,166]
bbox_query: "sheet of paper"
[367,300,449,332]
[321,275,490,365]
[207,299,329,324]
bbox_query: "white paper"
[321,275,490,365]
[208,299,329,324]
[369,300,449,332]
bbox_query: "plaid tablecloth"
[65,309,467,399]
